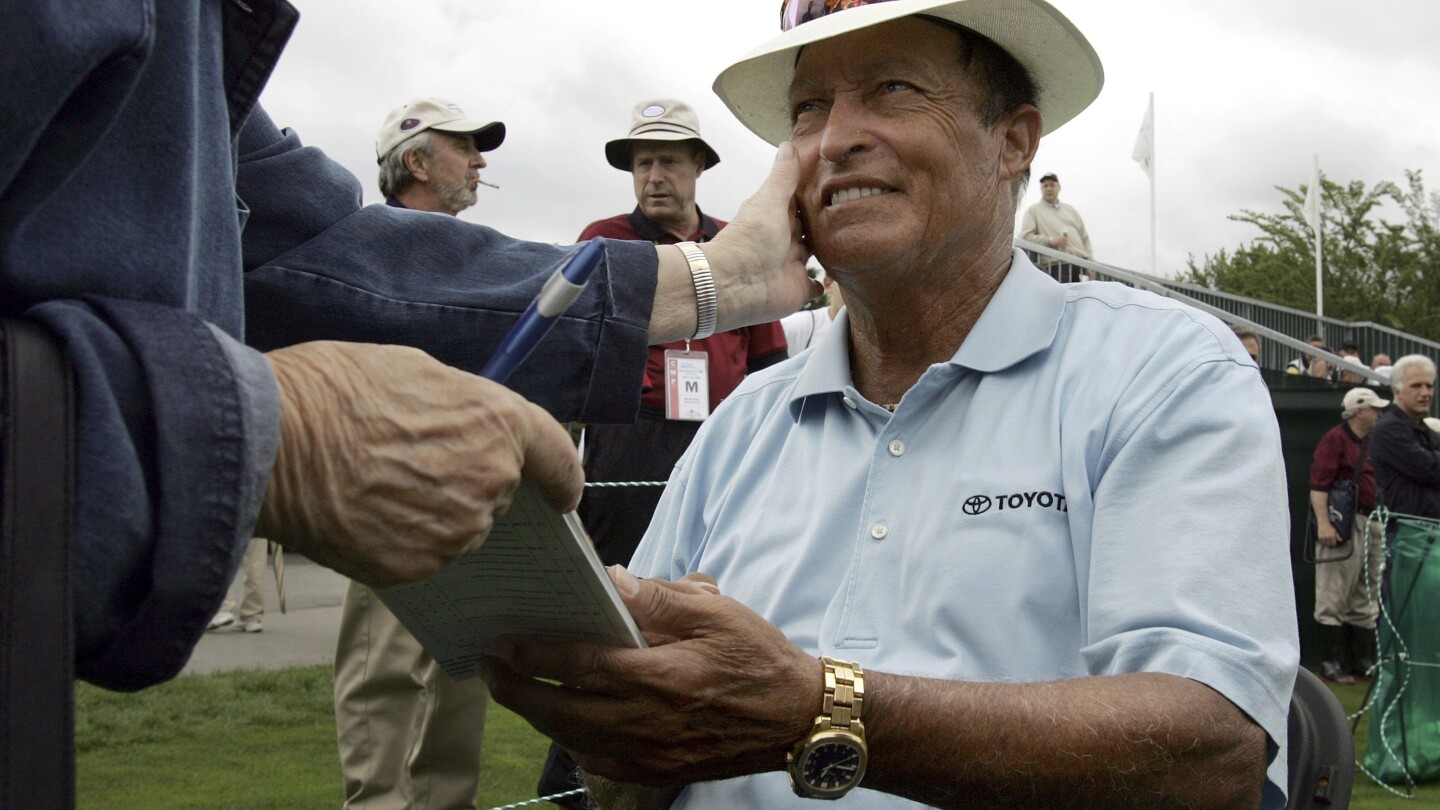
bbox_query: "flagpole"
[1313,154,1323,328]
[1149,93,1156,275]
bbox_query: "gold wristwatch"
[787,656,867,800]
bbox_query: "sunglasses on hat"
[780,0,899,31]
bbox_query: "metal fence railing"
[1017,239,1440,384]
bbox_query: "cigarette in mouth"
[477,179,500,189]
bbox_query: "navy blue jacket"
[2,0,655,690]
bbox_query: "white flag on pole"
[1131,96,1154,180]
[1303,160,1321,233]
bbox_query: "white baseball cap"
[376,97,505,162]
[1342,387,1390,413]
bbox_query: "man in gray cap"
[375,97,504,215]
[483,2,1297,808]
[327,98,509,810]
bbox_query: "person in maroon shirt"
[577,99,788,566]
[538,98,788,806]
[1308,386,1388,683]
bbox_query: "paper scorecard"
[377,481,646,681]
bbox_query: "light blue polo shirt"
[630,251,1299,809]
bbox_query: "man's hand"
[256,341,583,587]
[479,566,818,786]
[1317,519,1342,547]
[650,143,819,343]
[1050,234,1069,250]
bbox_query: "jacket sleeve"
[26,298,279,692]
[1372,414,1440,486]
[239,113,658,424]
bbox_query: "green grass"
[76,666,551,810]
[1331,680,1440,808]
[75,667,1440,808]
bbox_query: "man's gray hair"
[1391,353,1437,386]
[378,130,437,198]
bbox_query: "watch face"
[800,738,864,793]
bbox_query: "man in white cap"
[482,2,1298,808]
[1307,386,1388,685]
[325,97,510,810]
[534,98,790,805]
[374,97,504,215]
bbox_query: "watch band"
[675,241,717,340]
[822,656,864,731]
[787,656,868,799]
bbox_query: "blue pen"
[480,239,606,383]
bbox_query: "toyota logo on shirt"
[963,491,1068,515]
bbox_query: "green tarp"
[1364,515,1440,785]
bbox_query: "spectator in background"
[1336,341,1369,384]
[1307,388,1387,683]
[330,97,508,810]
[781,273,846,357]
[535,98,789,807]
[375,97,504,215]
[1370,354,1440,532]
[1230,323,1262,367]
[1371,353,1394,382]
[570,98,788,566]
[1286,335,1335,381]
[1019,172,1094,283]
[206,538,269,633]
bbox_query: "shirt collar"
[626,205,720,243]
[787,250,1066,419]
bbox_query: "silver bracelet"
[675,241,717,340]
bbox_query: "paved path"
[182,553,350,676]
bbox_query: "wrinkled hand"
[1317,519,1342,547]
[479,566,819,786]
[703,142,820,331]
[256,341,583,587]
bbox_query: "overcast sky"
[259,0,1440,279]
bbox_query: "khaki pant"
[1314,516,1385,628]
[334,581,488,810]
[219,537,267,621]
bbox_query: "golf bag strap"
[1,315,76,809]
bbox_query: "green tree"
[1182,170,1440,341]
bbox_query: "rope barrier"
[484,787,587,810]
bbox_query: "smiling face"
[788,17,1037,277]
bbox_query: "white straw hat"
[713,0,1103,145]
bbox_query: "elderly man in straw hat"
[480,2,1298,808]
